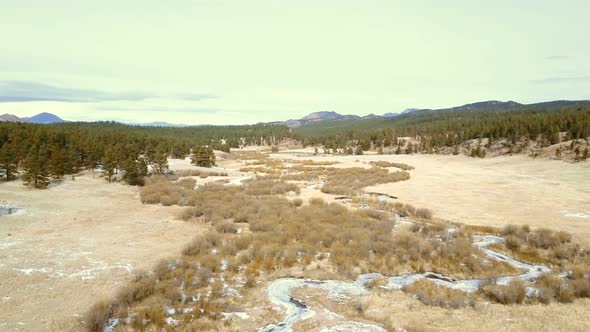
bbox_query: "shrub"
[214,221,238,234]
[116,273,156,305]
[403,279,471,308]
[414,208,433,220]
[482,280,526,304]
[83,301,114,332]
[292,198,304,207]
[369,161,414,170]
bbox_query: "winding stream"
[259,235,551,332]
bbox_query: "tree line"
[297,105,590,158]
[0,122,291,188]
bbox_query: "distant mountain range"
[261,100,590,128]
[0,112,65,124]
[2,99,589,128]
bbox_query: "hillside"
[0,112,64,124]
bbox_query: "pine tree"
[48,146,70,179]
[191,146,215,167]
[0,141,19,180]
[22,146,49,189]
[102,148,118,182]
[150,148,169,174]
[122,157,148,186]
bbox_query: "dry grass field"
[0,174,200,331]
[1,150,589,331]
[271,150,590,245]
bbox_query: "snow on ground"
[561,210,590,218]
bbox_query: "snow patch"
[561,210,590,218]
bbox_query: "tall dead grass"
[369,161,415,170]
[321,167,410,195]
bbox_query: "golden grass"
[88,167,590,331]
[403,279,473,308]
[369,161,415,170]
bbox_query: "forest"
[0,122,292,188]
[297,105,590,156]
[1,104,589,189]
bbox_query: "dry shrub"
[177,177,197,189]
[481,280,526,304]
[97,175,590,331]
[414,208,433,220]
[214,220,238,234]
[321,167,410,195]
[183,232,221,256]
[116,273,156,305]
[309,197,325,206]
[244,178,300,195]
[175,169,228,177]
[571,278,590,298]
[83,301,114,332]
[366,277,389,289]
[292,198,303,207]
[369,161,414,170]
[403,279,471,308]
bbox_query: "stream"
[259,235,550,332]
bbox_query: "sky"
[1,0,589,125]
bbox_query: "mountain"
[278,99,590,130]
[301,111,344,122]
[0,112,65,124]
[266,111,361,128]
[22,112,65,124]
[0,114,22,122]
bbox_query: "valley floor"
[271,150,590,246]
[1,150,589,331]
[0,173,200,331]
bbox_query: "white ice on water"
[260,235,551,332]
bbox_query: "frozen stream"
[259,235,550,332]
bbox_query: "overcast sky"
[1,0,589,125]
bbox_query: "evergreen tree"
[22,146,50,189]
[150,148,169,174]
[48,146,70,179]
[191,146,215,167]
[0,140,19,180]
[102,148,118,182]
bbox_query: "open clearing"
[271,151,590,245]
[0,173,200,331]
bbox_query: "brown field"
[1,150,589,331]
[271,150,590,246]
[0,174,200,331]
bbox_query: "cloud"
[176,93,218,101]
[0,80,154,103]
[544,55,571,60]
[94,105,222,113]
[533,75,590,84]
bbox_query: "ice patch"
[223,312,254,320]
[261,234,551,331]
[320,321,387,332]
[0,240,17,250]
[165,316,179,326]
[561,210,590,218]
[103,318,119,332]
[0,205,25,216]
